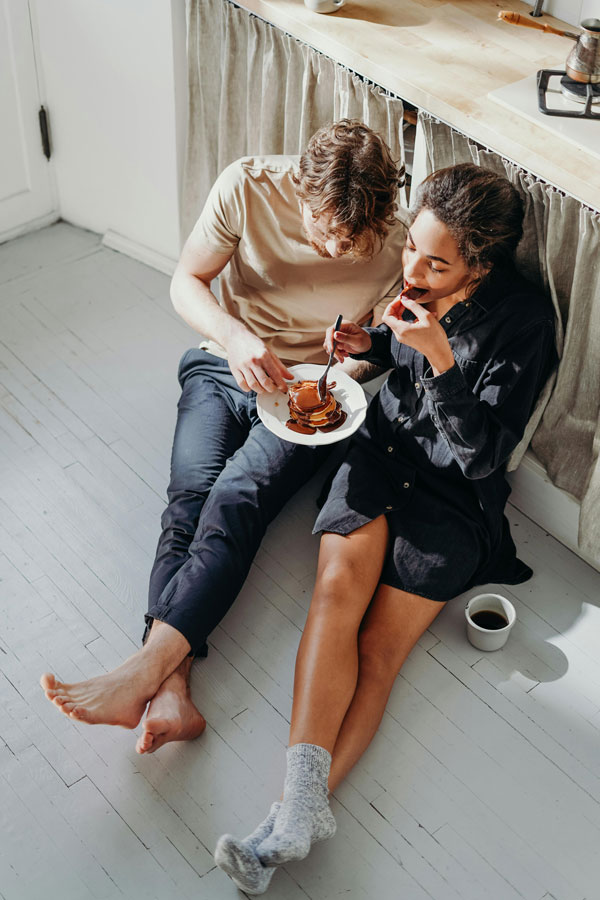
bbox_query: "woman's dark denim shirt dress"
[314,263,557,599]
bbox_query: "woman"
[214,163,557,894]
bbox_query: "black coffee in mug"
[470,609,508,630]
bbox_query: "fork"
[318,314,343,401]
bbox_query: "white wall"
[526,1,597,27]
[30,0,188,265]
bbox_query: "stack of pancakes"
[286,380,346,434]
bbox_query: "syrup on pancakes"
[286,380,347,435]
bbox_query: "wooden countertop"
[233,0,600,212]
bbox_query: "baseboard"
[102,230,178,276]
[0,211,60,245]
[507,451,598,571]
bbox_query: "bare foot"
[136,665,205,754]
[40,656,161,728]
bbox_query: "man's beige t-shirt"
[191,155,408,366]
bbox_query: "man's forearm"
[170,268,248,348]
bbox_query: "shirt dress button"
[445,316,452,323]
[414,382,420,389]
[403,481,410,489]
[387,446,394,453]
[385,505,393,510]
[397,415,405,423]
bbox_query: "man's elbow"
[170,265,196,316]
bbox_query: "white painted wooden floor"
[1,222,600,900]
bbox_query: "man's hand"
[382,296,455,376]
[226,326,293,393]
[323,320,372,363]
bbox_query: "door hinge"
[38,105,51,160]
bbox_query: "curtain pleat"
[183,0,405,242]
[416,112,600,564]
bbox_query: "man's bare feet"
[40,670,149,728]
[39,621,192,729]
[135,661,205,754]
[39,652,164,728]
[40,620,193,732]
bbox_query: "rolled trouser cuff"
[142,611,208,658]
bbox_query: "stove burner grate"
[560,75,600,105]
[537,69,600,119]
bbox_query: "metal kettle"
[498,11,600,83]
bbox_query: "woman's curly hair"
[293,119,405,259]
[412,163,524,274]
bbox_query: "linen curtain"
[416,113,600,565]
[183,0,405,241]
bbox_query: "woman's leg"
[288,515,391,751]
[256,559,446,872]
[328,584,446,792]
[251,518,389,870]
[215,518,390,888]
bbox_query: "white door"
[0,0,56,241]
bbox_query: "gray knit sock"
[214,802,280,895]
[257,743,336,866]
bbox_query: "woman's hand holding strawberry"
[382,296,455,376]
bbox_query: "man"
[40,119,408,753]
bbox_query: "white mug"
[304,0,345,13]
[465,593,516,651]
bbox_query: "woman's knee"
[318,527,386,589]
[311,555,372,616]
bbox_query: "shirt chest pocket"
[386,341,425,424]
[452,352,485,392]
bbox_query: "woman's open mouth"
[403,283,429,301]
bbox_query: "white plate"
[257,363,368,446]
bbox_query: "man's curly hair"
[293,119,405,259]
